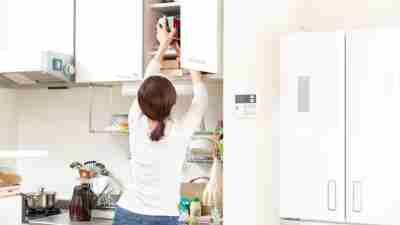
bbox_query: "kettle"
[69,183,96,221]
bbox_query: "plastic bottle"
[190,197,202,217]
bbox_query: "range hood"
[0,51,75,88]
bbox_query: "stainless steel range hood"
[0,51,75,88]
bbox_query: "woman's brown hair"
[138,76,177,141]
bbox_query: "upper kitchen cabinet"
[180,0,223,75]
[0,0,73,73]
[75,0,143,83]
[280,32,346,222]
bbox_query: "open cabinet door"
[348,29,400,225]
[280,32,345,222]
[180,0,222,74]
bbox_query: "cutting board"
[0,172,21,186]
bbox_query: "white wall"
[224,1,289,225]
[0,88,17,171]
[15,83,222,199]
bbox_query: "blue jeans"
[113,207,179,225]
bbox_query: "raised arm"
[144,16,177,78]
[130,17,176,126]
[181,71,209,138]
[143,41,166,78]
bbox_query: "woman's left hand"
[156,16,176,47]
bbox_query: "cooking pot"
[45,191,57,208]
[23,188,57,209]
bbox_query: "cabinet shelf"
[90,126,129,135]
[88,85,133,135]
[89,129,129,135]
[186,158,223,164]
[148,49,178,59]
[150,2,180,14]
[186,159,213,164]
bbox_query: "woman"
[114,18,208,225]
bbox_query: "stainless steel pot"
[23,188,57,209]
[45,191,57,208]
[24,192,46,209]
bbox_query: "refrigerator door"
[280,32,346,222]
[348,29,400,225]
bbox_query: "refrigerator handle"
[352,181,363,213]
[327,180,337,211]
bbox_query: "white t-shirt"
[117,59,208,216]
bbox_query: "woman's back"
[119,116,188,216]
[117,59,209,216]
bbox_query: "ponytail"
[137,76,177,142]
[150,121,166,141]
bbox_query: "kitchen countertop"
[29,213,113,225]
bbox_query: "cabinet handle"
[297,76,310,112]
[352,181,362,213]
[327,180,337,211]
[187,57,206,65]
[116,73,139,79]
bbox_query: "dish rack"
[186,132,217,164]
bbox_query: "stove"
[22,198,62,224]
[25,208,62,220]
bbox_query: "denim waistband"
[113,206,179,225]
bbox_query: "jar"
[69,184,96,221]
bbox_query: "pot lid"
[25,192,42,196]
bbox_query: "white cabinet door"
[280,32,345,222]
[75,0,143,83]
[180,0,222,74]
[348,29,400,225]
[0,195,22,225]
[5,0,73,72]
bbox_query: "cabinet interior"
[144,1,179,75]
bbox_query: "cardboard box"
[180,183,206,200]
[161,69,186,77]
[161,59,180,69]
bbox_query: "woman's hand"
[155,17,176,63]
[190,70,204,85]
[156,16,176,46]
